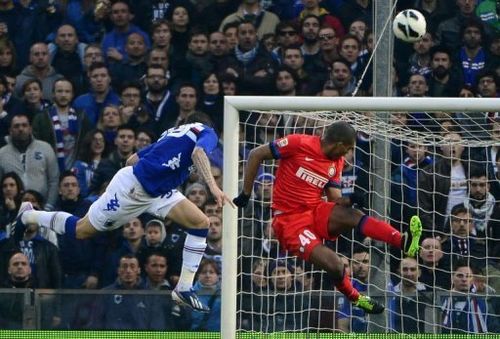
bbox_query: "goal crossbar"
[221,96,500,339]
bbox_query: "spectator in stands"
[21,79,51,122]
[0,74,26,146]
[407,32,434,81]
[220,0,280,40]
[339,34,364,80]
[492,133,500,199]
[208,31,230,72]
[54,171,104,289]
[97,105,125,145]
[93,254,167,330]
[204,214,222,270]
[414,0,451,34]
[15,42,63,101]
[302,26,338,92]
[274,65,300,96]
[88,125,135,195]
[166,4,194,56]
[349,20,367,45]
[185,182,208,210]
[0,0,56,67]
[391,141,433,226]
[240,258,269,330]
[222,19,278,95]
[0,172,23,238]
[487,34,500,71]
[134,129,154,152]
[49,24,87,96]
[191,259,221,332]
[330,59,356,96]
[109,33,148,89]
[472,266,496,294]
[476,0,500,36]
[336,246,370,332]
[441,260,488,333]
[419,236,451,290]
[185,28,213,87]
[82,44,104,71]
[102,1,150,63]
[72,129,108,198]
[282,46,314,95]
[300,15,321,67]
[101,217,145,287]
[142,64,176,134]
[32,79,92,171]
[135,218,169,272]
[0,218,62,290]
[390,257,428,333]
[0,252,33,328]
[338,0,372,28]
[173,82,198,127]
[120,83,154,133]
[0,39,17,75]
[73,62,121,126]
[259,259,308,332]
[436,0,478,53]
[197,73,223,134]
[144,251,171,290]
[463,165,499,240]
[222,21,239,51]
[428,45,462,97]
[271,21,300,64]
[298,0,345,38]
[459,18,487,88]
[150,19,171,55]
[419,131,470,235]
[0,113,59,210]
[476,69,498,98]
[442,203,487,268]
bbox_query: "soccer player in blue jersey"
[15,113,233,312]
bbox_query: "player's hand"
[233,191,251,208]
[211,187,235,209]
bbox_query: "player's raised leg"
[166,198,211,313]
[326,205,422,257]
[308,245,385,314]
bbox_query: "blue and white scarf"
[234,45,258,66]
[49,105,79,171]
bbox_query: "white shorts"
[88,166,185,232]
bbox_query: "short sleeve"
[269,134,303,159]
[327,157,344,188]
[195,128,218,155]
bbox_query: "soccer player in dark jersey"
[15,113,233,313]
[234,121,422,313]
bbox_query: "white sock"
[21,211,73,235]
[176,234,207,291]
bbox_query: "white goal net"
[221,97,500,338]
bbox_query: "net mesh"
[235,109,499,334]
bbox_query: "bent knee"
[191,215,210,229]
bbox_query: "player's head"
[321,121,356,159]
[185,111,215,129]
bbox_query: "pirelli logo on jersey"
[296,167,328,188]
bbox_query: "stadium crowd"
[0,0,498,333]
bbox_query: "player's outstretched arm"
[192,146,234,208]
[234,144,274,207]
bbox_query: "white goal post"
[221,96,500,339]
